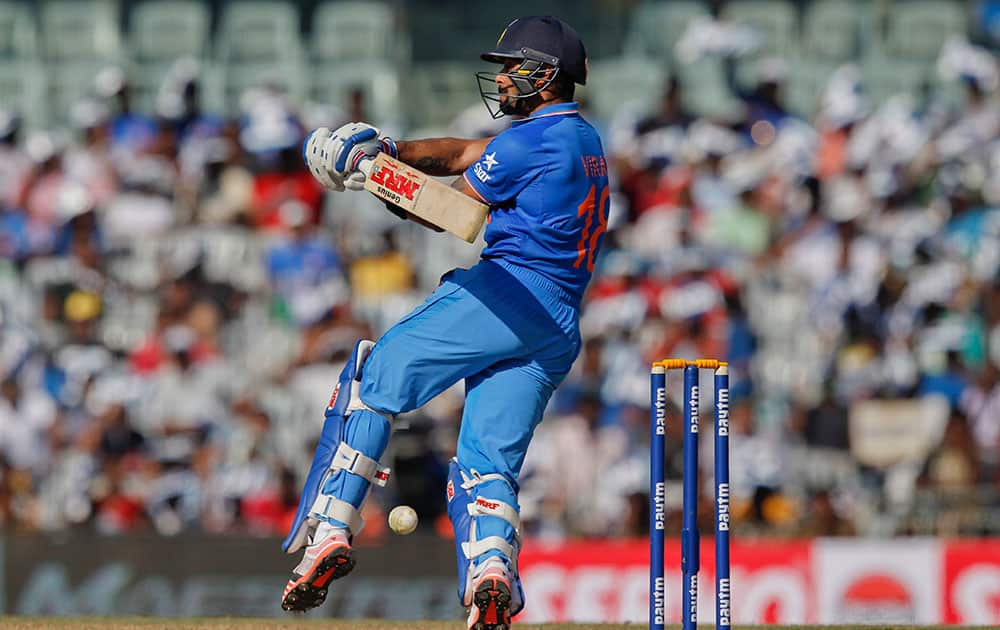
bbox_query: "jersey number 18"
[573,183,610,273]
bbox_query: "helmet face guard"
[476,47,561,119]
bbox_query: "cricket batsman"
[282,16,608,630]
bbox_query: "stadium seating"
[2,0,1000,566]
[309,1,405,130]
[0,0,36,60]
[883,0,968,61]
[38,0,123,125]
[0,62,45,130]
[858,0,968,106]
[39,0,121,62]
[0,1,45,127]
[311,1,405,64]
[861,54,933,104]
[0,0,986,130]
[801,0,862,62]
[786,1,865,116]
[677,57,743,119]
[786,58,840,117]
[584,57,669,124]
[128,0,215,114]
[622,1,711,61]
[217,0,307,115]
[723,0,798,58]
[310,60,404,132]
[724,0,798,90]
[405,62,482,129]
[130,0,212,63]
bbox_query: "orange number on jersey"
[573,183,610,272]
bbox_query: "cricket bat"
[358,153,489,243]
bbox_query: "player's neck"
[526,96,571,118]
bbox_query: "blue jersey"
[463,101,609,303]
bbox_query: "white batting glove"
[302,127,345,192]
[303,122,378,191]
[341,131,399,191]
[343,170,368,191]
[303,122,400,192]
[341,142,381,191]
[328,122,380,176]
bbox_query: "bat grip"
[357,157,374,177]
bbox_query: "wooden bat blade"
[363,153,488,243]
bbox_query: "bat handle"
[357,157,374,177]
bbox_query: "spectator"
[0,15,997,542]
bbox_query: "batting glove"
[302,127,345,192]
[339,127,399,192]
[303,122,400,192]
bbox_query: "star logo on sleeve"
[483,152,499,171]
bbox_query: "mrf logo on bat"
[370,161,422,204]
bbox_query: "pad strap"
[455,461,521,567]
[332,442,391,487]
[310,494,365,535]
[459,470,511,491]
[463,536,516,561]
[467,497,521,534]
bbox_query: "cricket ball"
[388,505,418,535]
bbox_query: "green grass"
[0,619,981,630]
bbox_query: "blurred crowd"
[526,48,1000,540]
[1,35,999,542]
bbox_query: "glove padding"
[332,123,381,191]
[302,122,399,192]
[302,122,380,191]
[337,126,400,192]
[302,127,344,192]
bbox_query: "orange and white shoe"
[466,557,513,630]
[281,525,354,612]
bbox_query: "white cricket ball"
[388,505,418,535]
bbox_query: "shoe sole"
[281,545,355,612]
[469,577,512,630]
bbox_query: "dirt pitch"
[0,619,978,630]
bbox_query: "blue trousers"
[323,259,581,555]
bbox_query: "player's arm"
[396,137,493,177]
[450,174,488,203]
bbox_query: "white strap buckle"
[459,469,511,491]
[332,442,391,487]
[310,494,365,535]
[462,536,515,561]
[467,497,521,535]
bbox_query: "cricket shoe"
[466,557,514,630]
[281,524,354,612]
